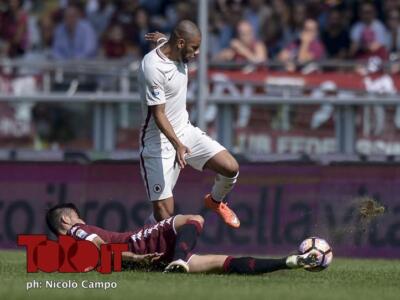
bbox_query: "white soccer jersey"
[138,43,189,145]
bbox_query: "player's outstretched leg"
[186,252,320,274]
[203,150,241,228]
[164,215,204,273]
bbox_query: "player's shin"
[172,220,203,262]
[210,172,239,202]
[223,256,290,275]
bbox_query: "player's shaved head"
[167,20,201,63]
[171,20,201,42]
[46,203,81,235]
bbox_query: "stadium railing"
[0,59,399,161]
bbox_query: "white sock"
[286,255,300,269]
[145,213,157,226]
[210,172,239,202]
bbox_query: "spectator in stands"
[52,4,98,60]
[382,0,400,22]
[86,0,115,39]
[243,0,272,39]
[131,7,156,57]
[164,0,195,29]
[215,0,245,48]
[215,20,267,64]
[101,23,131,59]
[0,0,29,57]
[385,10,400,56]
[350,2,388,60]
[262,12,287,59]
[24,14,55,61]
[278,19,325,71]
[112,0,141,43]
[208,11,229,58]
[321,9,350,59]
[266,0,293,57]
[289,2,308,41]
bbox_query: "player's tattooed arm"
[122,252,163,265]
[151,104,191,169]
[91,236,106,249]
[89,236,162,266]
[145,31,167,44]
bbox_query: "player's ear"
[177,38,185,49]
[60,214,71,225]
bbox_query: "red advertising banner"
[208,69,400,91]
[0,162,399,258]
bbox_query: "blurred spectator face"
[237,21,255,46]
[9,0,22,12]
[272,0,290,26]
[387,10,400,30]
[303,19,318,40]
[360,3,376,25]
[176,2,192,22]
[293,3,307,28]
[135,8,149,29]
[227,0,243,12]
[263,13,281,42]
[39,15,54,46]
[64,6,81,32]
[361,27,376,48]
[249,0,264,10]
[384,0,400,14]
[98,0,109,9]
[327,10,342,29]
[118,0,140,13]
[108,24,124,42]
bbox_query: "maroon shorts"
[129,216,177,264]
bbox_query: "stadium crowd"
[1,0,399,151]
[1,0,400,64]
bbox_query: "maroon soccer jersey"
[67,223,134,244]
[67,216,177,263]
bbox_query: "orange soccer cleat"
[204,194,240,228]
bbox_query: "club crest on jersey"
[75,229,88,239]
[151,85,161,97]
[153,184,162,193]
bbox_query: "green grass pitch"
[1,250,399,300]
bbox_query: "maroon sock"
[223,256,289,274]
[173,220,202,261]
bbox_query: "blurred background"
[1,0,400,157]
[0,0,399,258]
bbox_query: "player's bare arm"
[91,235,163,263]
[151,104,191,169]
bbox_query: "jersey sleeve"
[143,63,166,106]
[69,224,99,242]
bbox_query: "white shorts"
[140,124,225,201]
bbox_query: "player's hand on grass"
[132,253,163,265]
[175,144,191,169]
[145,32,167,43]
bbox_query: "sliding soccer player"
[46,203,319,274]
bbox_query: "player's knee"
[223,158,239,178]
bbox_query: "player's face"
[180,35,201,63]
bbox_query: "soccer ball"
[298,237,333,272]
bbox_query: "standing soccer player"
[138,20,240,228]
